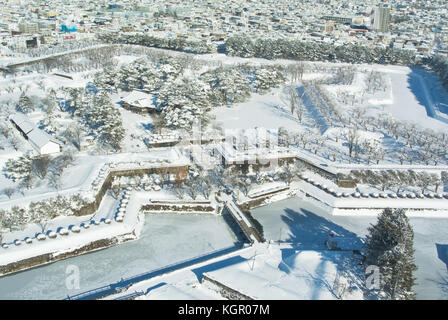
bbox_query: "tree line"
[224,36,417,65]
[97,32,214,54]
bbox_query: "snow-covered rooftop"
[122,90,155,109]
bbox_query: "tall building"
[18,22,39,34]
[372,3,391,32]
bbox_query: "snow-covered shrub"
[36,233,46,241]
[58,228,69,236]
[47,231,57,239]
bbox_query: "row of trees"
[224,36,417,65]
[97,32,214,54]
[347,169,443,193]
[428,54,448,90]
[0,194,88,234]
[13,39,98,58]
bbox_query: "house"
[10,113,35,137]
[9,114,62,155]
[121,90,156,115]
[27,129,61,155]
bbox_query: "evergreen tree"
[157,76,211,129]
[254,66,285,93]
[16,93,34,114]
[202,66,251,106]
[3,153,33,183]
[364,208,417,300]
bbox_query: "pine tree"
[3,153,34,183]
[364,208,417,300]
[254,66,285,93]
[157,76,211,129]
[16,93,34,114]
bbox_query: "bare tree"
[417,171,433,193]
[64,123,83,150]
[47,172,62,190]
[431,173,442,193]
[31,155,51,180]
[0,123,11,139]
[287,86,299,114]
[3,187,15,199]
[345,128,359,159]
[10,133,21,151]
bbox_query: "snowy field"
[250,197,448,300]
[0,212,239,299]
[211,88,299,130]
[385,69,448,131]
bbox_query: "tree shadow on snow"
[278,208,363,250]
[407,67,448,124]
[277,208,366,298]
[436,243,448,271]
[191,255,247,282]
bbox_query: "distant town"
[0,0,447,60]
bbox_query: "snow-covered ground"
[249,196,448,299]
[105,241,363,300]
[201,247,363,300]
[385,70,447,131]
[211,88,299,130]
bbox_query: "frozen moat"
[0,213,239,300]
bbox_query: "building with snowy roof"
[27,128,61,155]
[9,114,62,155]
[121,90,156,115]
[10,113,35,136]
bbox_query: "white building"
[372,3,391,33]
[10,114,62,155]
[27,129,61,155]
